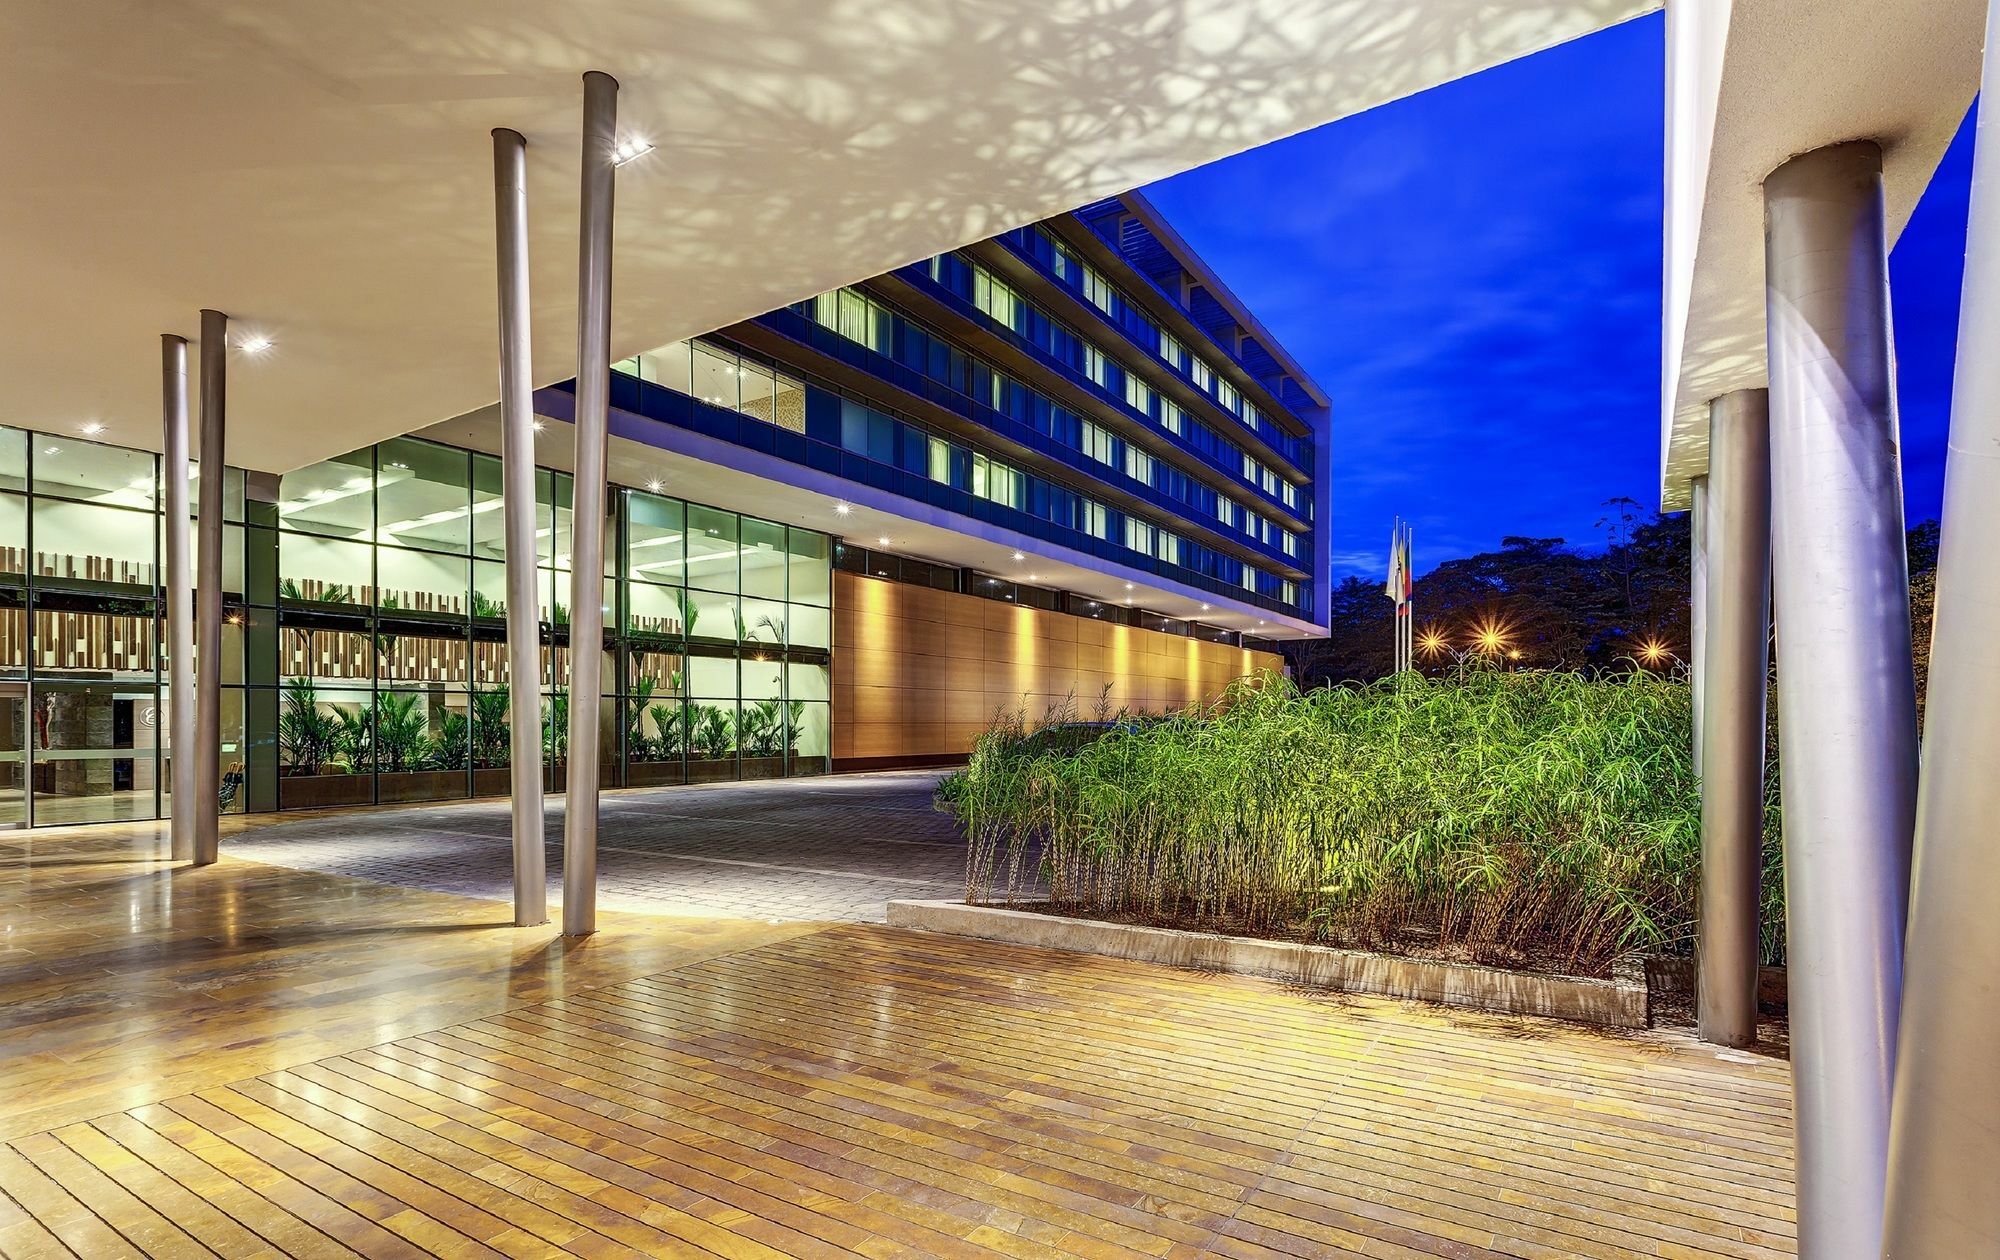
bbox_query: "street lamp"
[1471,618,1510,657]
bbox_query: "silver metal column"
[1882,3,2000,1249]
[563,70,617,937]
[194,309,228,867]
[1689,474,1709,777]
[1763,140,1918,1259]
[1695,391,1770,1049]
[493,127,548,928]
[162,335,197,862]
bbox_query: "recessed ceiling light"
[238,334,273,355]
[1200,603,1210,611]
[876,536,890,546]
[531,421,546,434]
[612,138,655,167]
[1123,582,1134,590]
[645,479,663,493]
[1011,551,1024,561]
[834,503,851,516]
[1027,574,1039,581]
[79,422,105,437]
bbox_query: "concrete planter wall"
[471,767,513,796]
[377,769,470,803]
[886,900,1651,1030]
[1644,957,1789,1013]
[278,772,373,809]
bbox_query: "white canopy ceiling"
[4,0,1649,473]
[1659,0,1983,509]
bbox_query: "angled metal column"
[563,70,617,937]
[194,309,228,866]
[1689,474,1709,777]
[1695,391,1770,1049]
[1883,3,2000,1250]
[493,127,547,928]
[162,335,197,862]
[1763,140,1917,1259]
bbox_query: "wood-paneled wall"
[832,571,1283,766]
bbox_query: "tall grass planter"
[939,667,1782,977]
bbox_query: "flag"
[1385,520,1405,606]
[1401,524,1414,605]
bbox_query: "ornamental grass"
[939,666,1783,976]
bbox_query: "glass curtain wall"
[0,422,835,825]
[276,436,832,810]
[0,425,248,827]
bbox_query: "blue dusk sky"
[1143,11,1975,582]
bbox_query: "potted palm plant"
[686,702,736,783]
[375,691,467,802]
[277,679,374,808]
[468,681,513,797]
[624,674,687,787]
[738,698,789,780]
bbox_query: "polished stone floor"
[227,771,966,923]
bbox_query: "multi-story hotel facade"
[0,192,1326,827]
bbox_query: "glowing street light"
[1471,619,1510,656]
[1638,638,1671,667]
[1417,627,1447,658]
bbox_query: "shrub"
[939,666,1782,975]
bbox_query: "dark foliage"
[1288,507,1941,690]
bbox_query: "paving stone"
[227,771,970,923]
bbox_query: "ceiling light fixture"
[238,334,273,355]
[645,479,663,494]
[1011,551,1025,561]
[612,138,655,167]
[834,503,851,516]
[531,421,546,434]
[79,422,105,437]
[876,536,890,546]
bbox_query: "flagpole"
[1406,523,1415,672]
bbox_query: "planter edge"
[885,900,1650,1030]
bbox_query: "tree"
[1287,512,1939,692]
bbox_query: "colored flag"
[1385,520,1405,606]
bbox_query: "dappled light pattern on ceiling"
[3,0,1646,472]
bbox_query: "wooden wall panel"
[831,571,1284,766]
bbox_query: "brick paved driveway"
[227,771,966,923]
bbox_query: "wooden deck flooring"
[0,823,813,1145]
[1,825,1796,1258]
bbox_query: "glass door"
[30,681,159,827]
[0,683,23,829]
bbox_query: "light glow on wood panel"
[832,571,1279,762]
